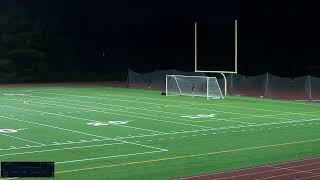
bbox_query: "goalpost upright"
[194,20,238,96]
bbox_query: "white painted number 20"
[0,129,18,133]
[86,121,128,126]
[181,114,216,119]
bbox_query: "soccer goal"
[166,75,224,99]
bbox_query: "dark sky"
[5,1,320,77]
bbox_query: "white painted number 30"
[181,114,216,119]
[86,121,128,126]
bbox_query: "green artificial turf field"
[0,86,319,179]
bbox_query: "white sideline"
[0,115,168,152]
[0,132,44,145]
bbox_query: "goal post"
[166,75,224,99]
[194,20,238,96]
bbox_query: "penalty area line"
[56,138,320,174]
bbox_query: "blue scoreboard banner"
[1,162,54,178]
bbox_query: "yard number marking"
[181,114,216,119]
[0,128,27,133]
[86,121,129,126]
[2,93,31,96]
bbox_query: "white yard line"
[6,92,317,125]
[0,93,313,128]
[27,90,320,117]
[8,99,214,130]
[0,132,44,145]
[30,95,256,125]
[0,142,125,157]
[56,150,165,165]
[0,115,168,152]
[0,104,166,134]
[19,87,320,109]
[0,138,111,151]
[1,103,319,144]
[117,125,164,134]
[24,97,317,127]
[113,118,320,140]
[229,95,320,107]
[227,112,302,121]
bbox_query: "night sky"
[1,0,320,81]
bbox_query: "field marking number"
[86,121,129,126]
[181,114,216,119]
[0,128,27,133]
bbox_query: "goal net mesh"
[166,75,224,99]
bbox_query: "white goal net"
[166,75,224,99]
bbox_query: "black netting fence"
[228,74,267,97]
[128,69,320,101]
[310,76,320,101]
[128,69,205,90]
[229,74,320,101]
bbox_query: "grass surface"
[0,86,319,179]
